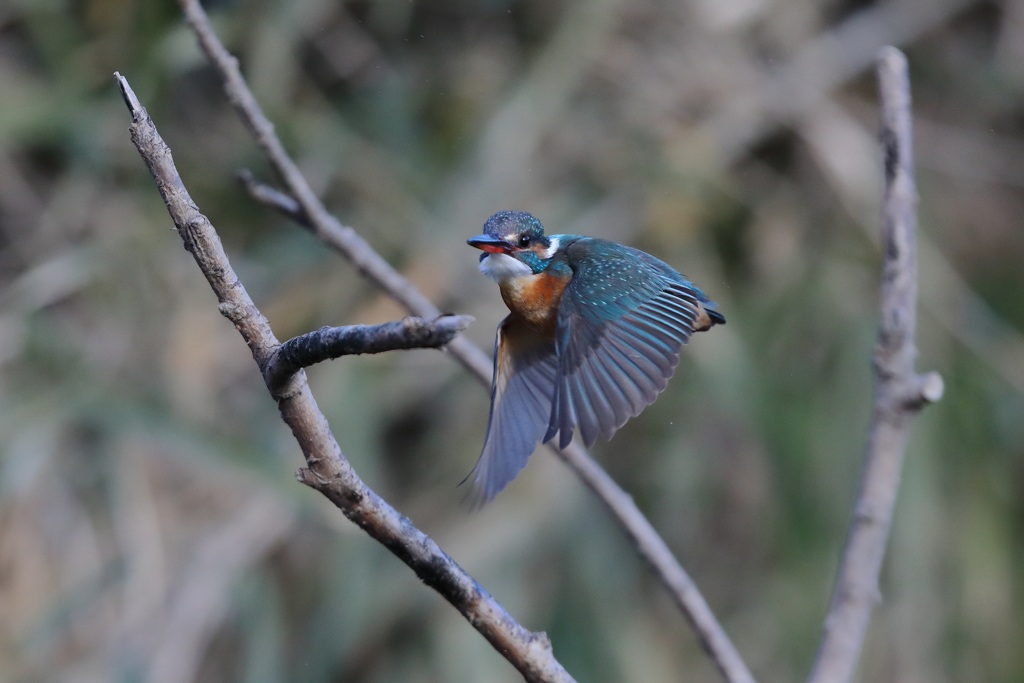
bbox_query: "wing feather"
[571,352,619,445]
[465,316,557,504]
[544,243,712,448]
[595,342,648,415]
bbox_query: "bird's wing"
[544,241,704,448]
[465,314,558,504]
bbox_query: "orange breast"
[499,272,569,336]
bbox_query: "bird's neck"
[498,270,570,336]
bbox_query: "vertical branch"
[806,47,943,683]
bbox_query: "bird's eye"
[517,235,531,248]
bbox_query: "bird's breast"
[499,272,569,336]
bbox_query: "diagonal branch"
[806,47,943,683]
[262,315,473,394]
[115,72,575,683]
[178,3,755,682]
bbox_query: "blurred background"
[1,0,1023,681]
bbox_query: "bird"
[464,210,725,503]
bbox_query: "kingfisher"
[465,210,725,503]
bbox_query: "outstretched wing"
[464,315,558,504]
[544,241,711,449]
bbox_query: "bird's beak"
[467,234,513,254]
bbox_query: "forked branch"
[116,72,574,683]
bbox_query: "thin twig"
[806,47,943,683]
[178,3,755,681]
[191,4,753,681]
[263,315,474,394]
[238,169,307,224]
[115,72,575,683]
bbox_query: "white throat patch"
[479,253,532,283]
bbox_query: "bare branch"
[263,315,474,394]
[806,47,943,683]
[177,3,756,681]
[115,71,575,683]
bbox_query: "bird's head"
[468,211,559,280]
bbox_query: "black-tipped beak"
[467,234,513,254]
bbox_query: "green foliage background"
[1,0,1022,681]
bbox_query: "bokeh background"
[2,0,1023,681]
